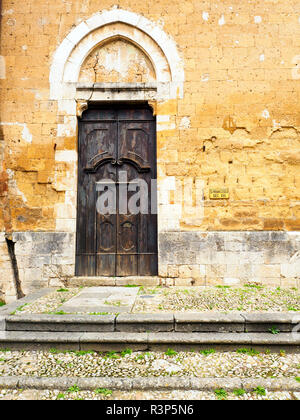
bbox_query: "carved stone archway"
[49,8,184,102]
[49,9,185,261]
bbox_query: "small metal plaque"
[209,188,230,200]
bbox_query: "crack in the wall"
[5,237,25,300]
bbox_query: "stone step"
[0,331,299,352]
[3,313,300,334]
[0,376,300,393]
[65,277,161,287]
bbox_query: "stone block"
[252,264,281,278]
[6,314,116,333]
[115,277,160,287]
[158,264,168,277]
[242,313,300,333]
[174,278,195,286]
[224,278,241,286]
[167,265,179,278]
[116,314,174,332]
[281,263,300,278]
[178,265,192,278]
[0,316,6,331]
[175,313,245,333]
[79,332,148,352]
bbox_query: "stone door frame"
[48,8,184,277]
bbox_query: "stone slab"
[189,377,243,391]
[0,316,5,331]
[0,288,54,316]
[242,313,300,323]
[175,313,245,333]
[241,378,300,392]
[80,332,149,344]
[133,377,191,390]
[176,323,245,333]
[0,330,300,352]
[59,305,131,314]
[248,333,300,345]
[0,331,82,343]
[175,313,244,323]
[5,314,115,332]
[79,332,148,352]
[116,314,174,332]
[76,293,112,299]
[67,278,116,287]
[242,313,300,333]
[0,331,82,351]
[147,332,254,345]
[60,286,138,314]
[0,376,299,393]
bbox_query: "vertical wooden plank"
[76,104,158,277]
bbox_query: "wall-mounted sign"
[209,188,230,200]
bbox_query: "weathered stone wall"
[159,231,300,287]
[0,1,300,299]
[0,233,15,302]
[12,232,75,293]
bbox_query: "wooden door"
[76,104,158,277]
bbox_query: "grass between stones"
[0,389,297,400]
[134,286,300,313]
[0,349,299,380]
[6,286,300,315]
[12,288,82,315]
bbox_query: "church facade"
[0,0,299,301]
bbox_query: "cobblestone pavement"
[0,349,300,379]
[14,289,82,315]
[0,388,298,400]
[4,286,300,315]
[133,286,300,313]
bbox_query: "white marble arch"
[49,8,185,101]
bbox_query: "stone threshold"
[0,376,299,393]
[2,312,300,334]
[66,277,161,287]
[0,331,300,352]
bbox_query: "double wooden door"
[76,104,158,277]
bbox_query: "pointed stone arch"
[49,8,184,101]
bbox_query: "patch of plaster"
[0,56,6,79]
[2,9,14,15]
[157,122,176,132]
[55,150,77,162]
[202,12,209,21]
[0,122,32,143]
[272,120,281,130]
[6,169,28,203]
[218,15,225,26]
[157,115,170,123]
[201,73,210,82]
[179,117,191,130]
[262,109,270,119]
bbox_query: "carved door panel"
[76,104,158,277]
